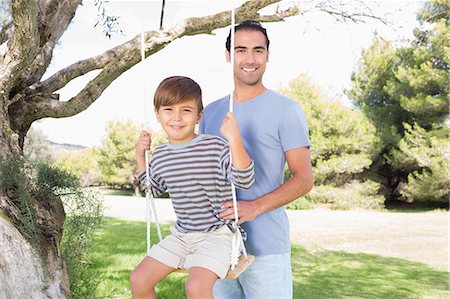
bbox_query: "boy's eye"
[163,107,172,111]
[183,109,193,112]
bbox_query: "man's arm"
[220,146,313,224]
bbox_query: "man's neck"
[234,84,267,103]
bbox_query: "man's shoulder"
[266,90,298,107]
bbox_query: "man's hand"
[220,200,259,225]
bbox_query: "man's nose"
[245,52,256,63]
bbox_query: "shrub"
[289,181,385,210]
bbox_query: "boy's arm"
[220,112,251,169]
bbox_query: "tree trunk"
[0,103,70,297]
[0,215,70,298]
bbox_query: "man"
[199,20,313,298]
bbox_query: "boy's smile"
[155,99,202,145]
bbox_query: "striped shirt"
[139,134,254,235]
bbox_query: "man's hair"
[226,20,270,51]
[154,76,203,112]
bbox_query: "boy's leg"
[185,266,218,299]
[239,252,293,299]
[130,256,174,299]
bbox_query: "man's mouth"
[242,67,257,73]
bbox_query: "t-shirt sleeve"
[279,103,311,152]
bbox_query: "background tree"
[54,148,100,186]
[0,0,387,297]
[347,0,449,205]
[281,75,384,209]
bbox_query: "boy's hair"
[154,76,203,112]
[226,20,270,51]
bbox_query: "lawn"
[85,218,449,299]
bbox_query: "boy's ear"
[154,107,161,123]
[196,110,204,123]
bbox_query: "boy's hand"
[136,130,152,157]
[220,112,240,144]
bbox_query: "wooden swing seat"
[174,254,255,279]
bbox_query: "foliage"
[54,148,100,186]
[60,188,103,299]
[88,218,450,299]
[93,0,122,39]
[281,75,380,186]
[97,119,141,188]
[281,74,381,209]
[389,123,449,203]
[0,155,38,244]
[33,162,104,298]
[304,180,385,210]
[347,0,449,204]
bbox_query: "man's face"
[227,29,269,87]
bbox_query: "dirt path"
[102,196,448,271]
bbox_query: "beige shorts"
[148,225,233,279]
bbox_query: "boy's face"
[155,99,202,145]
[226,29,269,87]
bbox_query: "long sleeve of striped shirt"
[219,146,255,190]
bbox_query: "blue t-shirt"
[199,89,311,255]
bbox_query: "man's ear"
[225,49,230,62]
[267,50,270,62]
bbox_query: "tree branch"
[29,0,298,122]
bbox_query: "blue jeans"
[213,252,292,299]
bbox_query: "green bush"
[289,181,385,210]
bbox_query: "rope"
[228,9,249,270]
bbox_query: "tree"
[97,119,139,189]
[347,0,449,204]
[0,0,386,297]
[281,75,384,209]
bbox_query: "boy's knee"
[130,268,145,290]
[185,277,210,298]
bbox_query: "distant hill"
[47,141,88,158]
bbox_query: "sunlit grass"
[87,218,449,299]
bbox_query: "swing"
[140,8,254,279]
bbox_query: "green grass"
[87,218,449,299]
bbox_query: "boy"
[130,76,254,299]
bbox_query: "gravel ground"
[102,195,448,272]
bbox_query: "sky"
[32,0,423,147]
